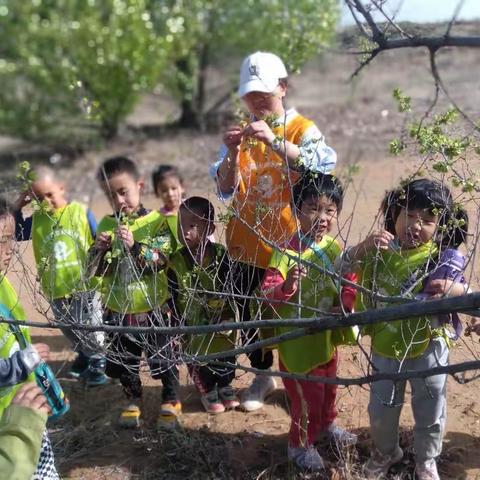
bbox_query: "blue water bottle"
[0,305,70,419]
[33,361,70,419]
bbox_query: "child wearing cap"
[210,51,337,412]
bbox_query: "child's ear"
[138,178,145,191]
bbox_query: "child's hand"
[360,230,394,253]
[465,317,480,336]
[283,264,306,294]
[14,191,32,211]
[223,125,243,153]
[95,232,112,251]
[116,225,134,249]
[12,382,50,415]
[32,343,50,361]
[424,279,465,299]
[243,120,275,145]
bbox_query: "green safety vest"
[168,244,237,357]
[0,275,34,417]
[357,240,439,359]
[96,210,171,313]
[265,235,355,374]
[32,202,94,299]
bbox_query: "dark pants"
[231,261,273,371]
[188,357,236,394]
[104,310,179,402]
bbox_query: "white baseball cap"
[238,51,288,98]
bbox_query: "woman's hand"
[242,120,275,145]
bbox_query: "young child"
[342,179,468,480]
[152,165,185,217]
[90,156,180,428]
[0,197,59,479]
[259,173,357,471]
[211,51,337,412]
[168,197,239,414]
[14,165,106,386]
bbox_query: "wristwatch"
[271,135,284,151]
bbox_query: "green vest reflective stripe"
[0,275,34,417]
[96,210,169,313]
[357,240,439,359]
[32,202,93,299]
[266,236,346,373]
[169,244,237,357]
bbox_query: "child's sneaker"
[85,372,109,387]
[201,390,225,414]
[118,403,141,428]
[241,374,276,412]
[218,386,240,409]
[326,423,357,446]
[415,459,440,480]
[288,445,325,471]
[157,401,182,429]
[364,447,403,479]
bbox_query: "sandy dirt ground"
[3,40,480,479]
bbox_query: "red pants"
[280,351,338,448]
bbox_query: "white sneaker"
[288,445,325,471]
[364,447,404,479]
[327,423,357,446]
[241,374,276,412]
[416,459,440,480]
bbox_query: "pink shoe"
[201,390,225,414]
[218,385,240,409]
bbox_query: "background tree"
[0,0,169,142]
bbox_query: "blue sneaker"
[85,372,109,387]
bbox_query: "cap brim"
[238,79,275,98]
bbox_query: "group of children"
[0,49,478,480]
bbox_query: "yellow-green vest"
[96,210,170,313]
[0,275,34,417]
[357,241,439,359]
[266,236,355,373]
[32,202,93,299]
[169,244,237,357]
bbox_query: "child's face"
[178,207,213,252]
[0,214,15,271]
[31,178,67,211]
[101,172,144,215]
[395,207,438,249]
[242,84,286,119]
[298,195,338,239]
[155,176,184,213]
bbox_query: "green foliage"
[390,89,480,196]
[392,88,411,113]
[0,0,170,142]
[0,0,337,140]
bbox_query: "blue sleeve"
[87,209,97,238]
[14,211,32,241]
[210,144,236,201]
[0,351,31,388]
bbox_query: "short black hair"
[292,173,344,212]
[152,165,183,195]
[382,178,468,248]
[97,156,140,183]
[180,196,215,223]
[0,197,13,218]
